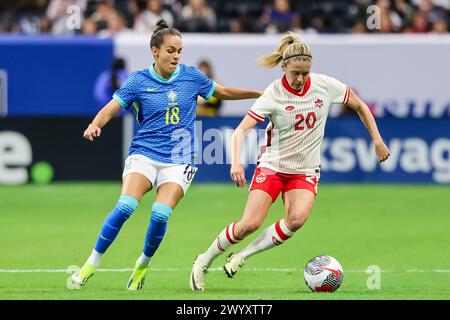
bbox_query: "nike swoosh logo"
[320,266,341,278]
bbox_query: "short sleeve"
[247,86,274,123]
[194,68,216,100]
[324,75,350,104]
[112,72,139,109]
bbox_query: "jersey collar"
[281,75,311,97]
[149,64,180,83]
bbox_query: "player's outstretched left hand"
[83,123,102,141]
[374,140,390,163]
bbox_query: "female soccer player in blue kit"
[71,19,261,290]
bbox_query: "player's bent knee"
[117,194,139,216]
[151,202,173,222]
[285,214,309,231]
[237,221,262,237]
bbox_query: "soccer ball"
[304,255,344,292]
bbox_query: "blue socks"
[142,202,173,258]
[94,195,139,254]
[92,197,172,267]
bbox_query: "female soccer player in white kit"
[190,32,390,291]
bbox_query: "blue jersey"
[113,64,216,165]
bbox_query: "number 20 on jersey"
[295,111,316,130]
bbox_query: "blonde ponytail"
[258,32,312,69]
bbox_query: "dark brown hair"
[150,19,182,49]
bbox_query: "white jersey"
[248,73,349,175]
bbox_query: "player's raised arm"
[212,83,262,100]
[344,89,390,162]
[230,115,258,187]
[83,99,122,141]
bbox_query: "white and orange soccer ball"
[304,255,344,292]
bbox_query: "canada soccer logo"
[255,174,266,183]
[314,99,324,108]
[216,237,225,251]
[272,236,282,245]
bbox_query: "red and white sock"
[239,219,294,258]
[197,222,242,267]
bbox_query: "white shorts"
[122,154,198,195]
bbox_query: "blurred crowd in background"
[0,0,449,35]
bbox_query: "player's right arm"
[84,71,139,141]
[83,99,121,141]
[230,115,258,187]
[230,84,274,187]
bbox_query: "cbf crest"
[168,90,178,106]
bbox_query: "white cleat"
[190,256,208,292]
[224,252,245,278]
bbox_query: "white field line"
[0,268,449,273]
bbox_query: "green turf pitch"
[0,183,449,300]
